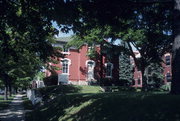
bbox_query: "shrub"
[43,75,58,86]
[100,78,113,86]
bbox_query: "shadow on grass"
[36,85,82,102]
[0,95,14,110]
[65,93,180,121]
[25,92,180,121]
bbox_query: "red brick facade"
[45,37,171,86]
[132,52,172,87]
[45,42,119,85]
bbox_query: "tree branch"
[126,41,139,68]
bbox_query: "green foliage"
[119,53,134,86]
[23,97,34,110]
[34,72,46,81]
[43,75,58,86]
[35,85,102,102]
[0,80,3,89]
[145,63,164,89]
[100,78,113,86]
[86,47,98,59]
[50,0,172,89]
[0,0,61,91]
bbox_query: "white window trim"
[165,55,171,66]
[62,52,70,55]
[86,60,96,81]
[105,62,113,78]
[86,60,96,67]
[62,46,70,55]
[166,71,171,81]
[60,58,71,75]
[62,49,70,55]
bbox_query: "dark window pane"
[166,73,171,82]
[165,56,170,65]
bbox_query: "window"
[87,46,94,53]
[105,63,113,78]
[165,55,170,66]
[137,78,141,85]
[62,46,69,54]
[86,60,95,81]
[61,59,70,74]
[137,67,141,71]
[166,72,171,82]
[63,46,69,52]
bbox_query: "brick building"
[45,37,119,85]
[132,51,172,87]
[45,37,171,87]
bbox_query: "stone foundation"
[69,80,89,85]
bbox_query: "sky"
[52,21,74,38]
[52,21,136,50]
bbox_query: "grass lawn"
[36,85,102,101]
[0,95,15,110]
[25,88,180,121]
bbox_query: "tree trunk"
[100,43,104,85]
[9,83,12,97]
[141,67,148,91]
[171,0,180,94]
[4,84,8,100]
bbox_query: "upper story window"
[87,46,94,53]
[166,72,171,82]
[63,47,69,52]
[165,55,170,66]
[61,59,71,74]
[62,46,69,54]
[105,63,113,78]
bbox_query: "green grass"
[36,85,102,101]
[0,95,15,110]
[73,85,102,93]
[25,91,180,121]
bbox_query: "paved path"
[0,94,25,121]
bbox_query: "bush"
[160,83,171,91]
[43,75,58,86]
[100,78,113,86]
[114,79,132,86]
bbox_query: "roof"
[56,37,73,43]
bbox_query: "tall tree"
[119,52,134,86]
[50,0,171,86]
[0,0,59,99]
[171,0,180,94]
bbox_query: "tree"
[119,52,134,86]
[50,0,172,90]
[145,63,164,89]
[171,0,180,94]
[0,0,59,99]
